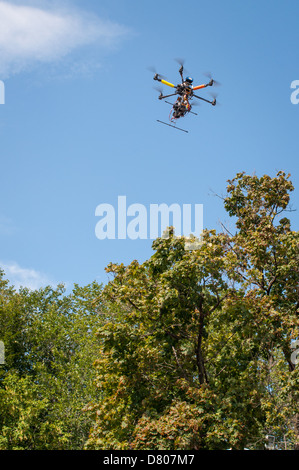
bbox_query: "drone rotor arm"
[158,92,178,100]
[160,79,176,88]
[193,94,216,105]
[179,66,184,82]
[193,84,208,91]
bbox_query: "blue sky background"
[0,0,298,290]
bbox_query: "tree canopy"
[0,171,298,450]
[0,278,104,449]
[86,171,299,450]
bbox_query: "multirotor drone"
[151,60,220,133]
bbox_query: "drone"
[152,61,219,133]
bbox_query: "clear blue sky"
[0,0,298,290]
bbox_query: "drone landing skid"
[157,120,188,134]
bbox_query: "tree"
[86,171,298,450]
[1,170,297,450]
[0,275,104,449]
[223,171,299,448]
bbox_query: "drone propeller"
[174,58,190,78]
[175,57,190,70]
[203,71,221,87]
[153,86,164,99]
[209,92,221,106]
[174,57,185,67]
[147,66,167,80]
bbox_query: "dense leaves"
[0,171,298,450]
[0,277,104,449]
[86,171,298,450]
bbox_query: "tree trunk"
[195,314,208,385]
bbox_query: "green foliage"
[0,171,298,450]
[0,276,104,449]
[86,171,299,450]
